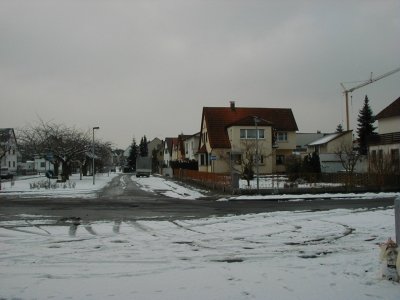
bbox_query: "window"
[391,149,399,168]
[200,154,209,166]
[40,162,45,168]
[276,155,285,165]
[231,153,242,165]
[13,161,16,168]
[370,150,377,162]
[378,149,383,162]
[277,132,288,142]
[240,129,265,139]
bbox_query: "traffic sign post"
[395,196,400,245]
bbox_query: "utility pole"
[341,67,400,131]
[92,126,100,185]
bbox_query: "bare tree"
[238,140,256,187]
[18,121,92,181]
[237,140,272,187]
[335,143,362,187]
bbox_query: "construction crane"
[340,66,400,131]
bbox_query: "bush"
[30,180,76,190]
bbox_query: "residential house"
[163,137,178,168]
[294,132,327,155]
[197,102,298,174]
[368,96,400,173]
[147,138,163,157]
[33,156,54,174]
[177,134,192,161]
[183,132,200,161]
[147,138,163,172]
[0,128,19,175]
[307,130,354,173]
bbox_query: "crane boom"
[340,67,400,130]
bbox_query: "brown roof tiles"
[201,107,298,149]
[375,97,400,120]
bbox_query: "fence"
[172,168,400,194]
[172,169,232,191]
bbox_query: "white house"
[368,96,400,173]
[0,128,19,175]
[183,133,200,161]
[307,131,355,173]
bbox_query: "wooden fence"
[172,169,232,191]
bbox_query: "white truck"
[136,157,152,177]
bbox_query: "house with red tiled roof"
[198,102,298,174]
[163,137,178,168]
[368,96,400,173]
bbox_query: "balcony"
[368,132,400,145]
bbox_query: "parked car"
[0,168,14,179]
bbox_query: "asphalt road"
[0,174,396,223]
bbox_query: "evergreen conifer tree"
[357,95,376,155]
[336,123,343,133]
[127,138,138,171]
[139,135,148,157]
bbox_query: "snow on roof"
[307,131,351,146]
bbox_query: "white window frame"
[277,132,288,142]
[240,129,265,139]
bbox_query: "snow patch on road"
[131,175,206,199]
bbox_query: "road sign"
[46,152,54,161]
[210,155,217,161]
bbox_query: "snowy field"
[0,173,118,198]
[1,208,399,299]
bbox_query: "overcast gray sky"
[1,0,399,148]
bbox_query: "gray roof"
[296,133,326,148]
[307,131,352,146]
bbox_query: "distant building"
[163,137,178,168]
[0,128,20,175]
[295,132,327,155]
[307,131,354,173]
[183,132,200,161]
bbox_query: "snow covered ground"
[1,173,399,202]
[1,173,399,299]
[1,208,399,299]
[131,175,207,200]
[0,173,118,198]
[239,175,343,189]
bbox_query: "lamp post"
[253,116,260,193]
[92,126,100,185]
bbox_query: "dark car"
[0,168,14,179]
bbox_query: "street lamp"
[92,126,100,185]
[253,116,260,193]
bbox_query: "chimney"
[230,101,236,111]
